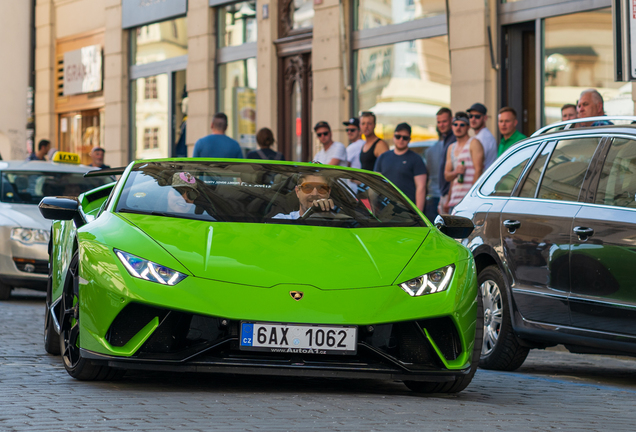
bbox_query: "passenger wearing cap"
[272,173,335,219]
[467,103,497,169]
[89,147,110,169]
[312,121,348,167]
[373,123,427,212]
[444,112,484,213]
[343,118,365,169]
[167,172,199,214]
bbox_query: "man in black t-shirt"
[373,123,427,212]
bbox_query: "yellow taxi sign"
[53,151,81,164]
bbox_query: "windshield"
[1,171,112,205]
[116,162,425,228]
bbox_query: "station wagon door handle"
[573,226,594,240]
[503,220,521,232]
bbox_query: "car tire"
[44,261,60,355]
[404,292,483,394]
[59,251,124,381]
[0,282,11,300]
[478,265,529,371]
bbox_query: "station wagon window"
[536,138,599,202]
[479,143,539,197]
[518,144,551,198]
[595,138,636,209]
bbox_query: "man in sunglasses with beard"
[273,173,335,219]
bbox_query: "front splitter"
[80,349,469,382]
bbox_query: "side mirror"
[39,197,85,227]
[434,214,474,239]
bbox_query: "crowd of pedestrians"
[178,86,616,219]
[26,86,614,218]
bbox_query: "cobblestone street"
[1,290,635,431]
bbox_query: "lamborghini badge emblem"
[290,291,304,301]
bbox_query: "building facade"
[18,0,635,166]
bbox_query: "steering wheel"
[299,206,353,220]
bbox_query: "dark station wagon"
[453,116,636,371]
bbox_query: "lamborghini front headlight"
[115,249,187,286]
[398,264,455,297]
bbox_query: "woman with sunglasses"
[444,112,484,213]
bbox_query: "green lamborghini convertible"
[39,159,480,393]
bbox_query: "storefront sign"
[63,45,103,96]
[122,0,187,29]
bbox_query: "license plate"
[240,322,357,355]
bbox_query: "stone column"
[256,0,279,150]
[104,0,128,166]
[311,0,349,154]
[448,0,498,133]
[34,0,56,148]
[187,0,216,155]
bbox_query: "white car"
[0,157,112,299]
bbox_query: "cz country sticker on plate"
[240,322,357,355]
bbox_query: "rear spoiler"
[84,167,127,177]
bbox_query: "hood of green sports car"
[120,213,430,289]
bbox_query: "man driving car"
[273,173,335,219]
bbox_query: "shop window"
[217,59,258,154]
[354,36,450,144]
[279,0,313,36]
[58,109,103,165]
[355,0,445,31]
[218,1,257,48]
[133,73,169,159]
[131,17,188,65]
[543,8,633,124]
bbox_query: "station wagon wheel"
[481,279,502,356]
[59,250,123,381]
[477,265,529,371]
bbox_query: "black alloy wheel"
[59,250,123,380]
[44,255,60,355]
[403,293,484,394]
[478,265,529,371]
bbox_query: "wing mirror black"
[39,197,85,227]
[434,215,474,239]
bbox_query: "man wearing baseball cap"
[343,118,365,169]
[467,103,497,169]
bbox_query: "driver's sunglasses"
[298,182,330,194]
